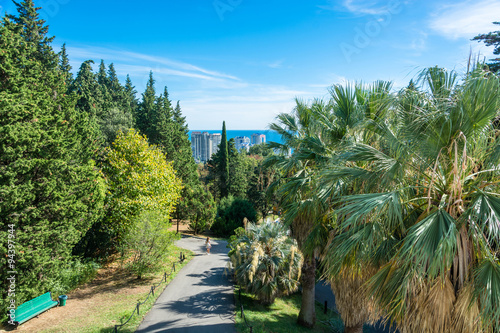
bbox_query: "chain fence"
[113,252,186,332]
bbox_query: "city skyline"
[191,131,267,162]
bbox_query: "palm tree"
[266,98,333,327]
[267,84,394,330]
[318,80,395,333]
[322,66,500,333]
[228,221,303,304]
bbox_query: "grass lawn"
[234,289,344,333]
[234,288,398,333]
[1,244,194,333]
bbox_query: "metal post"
[324,300,328,314]
[114,325,118,333]
[151,286,155,296]
[136,302,140,315]
[173,263,176,272]
[250,327,253,333]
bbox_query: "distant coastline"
[188,130,283,144]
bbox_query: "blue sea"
[188,130,283,144]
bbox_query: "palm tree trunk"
[297,256,316,327]
[345,324,363,333]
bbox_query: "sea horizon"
[188,129,283,144]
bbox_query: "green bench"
[9,292,59,325]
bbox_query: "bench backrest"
[12,292,58,325]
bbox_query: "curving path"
[136,236,235,333]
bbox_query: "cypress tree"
[0,6,105,314]
[219,121,230,197]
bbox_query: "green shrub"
[48,259,100,296]
[120,211,180,279]
[212,196,257,236]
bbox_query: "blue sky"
[2,0,499,129]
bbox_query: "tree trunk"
[345,324,363,333]
[176,219,180,234]
[297,256,316,327]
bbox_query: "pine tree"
[136,71,156,139]
[106,63,124,104]
[124,74,138,123]
[149,86,174,152]
[173,100,187,131]
[0,9,105,315]
[6,0,56,67]
[97,59,107,86]
[473,22,500,72]
[71,60,103,119]
[170,101,198,184]
[58,43,72,88]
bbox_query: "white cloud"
[319,0,407,16]
[429,0,500,39]
[267,59,284,68]
[63,45,240,82]
[59,44,328,130]
[342,0,393,15]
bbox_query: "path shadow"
[158,288,235,320]
[186,266,232,288]
[136,320,235,333]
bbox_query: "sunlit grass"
[234,290,341,333]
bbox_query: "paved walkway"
[136,236,235,333]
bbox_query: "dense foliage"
[102,129,182,241]
[0,1,202,321]
[212,195,257,236]
[269,66,500,332]
[120,211,180,279]
[0,0,105,317]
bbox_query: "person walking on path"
[136,236,235,333]
[205,237,212,255]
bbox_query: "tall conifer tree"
[124,74,138,123]
[136,71,156,139]
[6,0,56,67]
[72,60,102,119]
[58,43,72,88]
[219,121,230,197]
[148,87,173,150]
[0,4,105,314]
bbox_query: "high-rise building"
[251,133,266,145]
[191,132,221,162]
[235,136,251,152]
[211,133,221,157]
